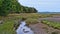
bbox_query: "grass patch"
[0,13,60,34]
[41,20,60,29]
[9,13,54,18]
[0,20,16,34]
[0,13,40,34]
[25,18,39,25]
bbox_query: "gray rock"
[0,20,3,24]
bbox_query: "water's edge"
[16,21,34,34]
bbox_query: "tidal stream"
[16,21,34,34]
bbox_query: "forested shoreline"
[0,0,37,16]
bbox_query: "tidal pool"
[16,21,34,34]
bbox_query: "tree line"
[0,0,37,16]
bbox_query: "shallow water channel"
[16,21,34,34]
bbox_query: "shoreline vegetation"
[0,0,60,34]
[41,20,60,29]
[0,13,60,34]
[0,0,37,16]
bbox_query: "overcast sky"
[18,0,60,12]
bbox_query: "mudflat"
[29,17,60,34]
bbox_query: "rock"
[23,29,29,33]
[0,20,3,24]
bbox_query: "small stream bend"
[16,21,34,34]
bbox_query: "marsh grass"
[0,13,40,34]
[41,20,60,29]
[0,13,59,34]
[0,20,16,34]
[25,18,39,25]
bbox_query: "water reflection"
[16,21,34,34]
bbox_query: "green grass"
[25,18,39,25]
[0,13,40,34]
[0,20,16,34]
[0,13,60,34]
[0,13,39,34]
[8,13,53,18]
[41,20,60,29]
[0,15,21,34]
